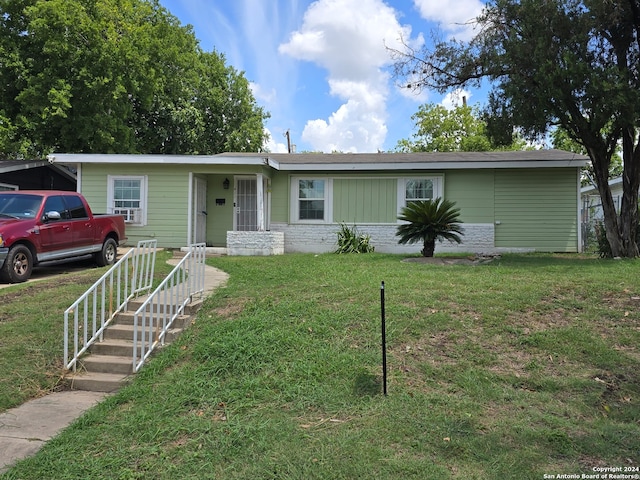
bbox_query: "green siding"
[444,170,495,223]
[333,178,397,223]
[81,165,272,248]
[81,164,190,247]
[495,168,578,252]
[270,171,499,225]
[270,173,290,223]
[80,163,580,252]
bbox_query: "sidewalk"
[0,261,228,474]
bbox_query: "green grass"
[2,253,639,479]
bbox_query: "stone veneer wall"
[226,231,285,256]
[269,223,499,254]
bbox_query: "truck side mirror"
[44,211,61,222]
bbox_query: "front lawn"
[2,253,639,479]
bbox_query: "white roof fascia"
[48,153,273,167]
[280,160,590,171]
[47,154,588,170]
[266,157,280,170]
[580,176,624,194]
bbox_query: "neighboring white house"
[580,177,623,223]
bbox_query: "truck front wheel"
[1,245,33,283]
[95,238,118,267]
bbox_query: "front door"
[193,177,207,244]
[235,178,257,231]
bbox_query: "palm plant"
[396,198,464,257]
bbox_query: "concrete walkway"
[0,261,228,474]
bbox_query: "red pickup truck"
[0,190,127,283]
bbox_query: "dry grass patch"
[210,296,251,318]
[393,332,467,367]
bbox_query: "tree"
[396,102,490,152]
[551,127,623,186]
[193,51,269,153]
[396,198,464,257]
[389,0,640,257]
[0,0,269,158]
[396,102,524,153]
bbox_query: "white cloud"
[280,0,412,78]
[413,0,485,41]
[250,82,277,106]
[441,89,472,109]
[263,128,289,153]
[302,79,388,152]
[279,0,416,152]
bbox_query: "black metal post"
[381,281,387,396]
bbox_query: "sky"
[157,0,487,153]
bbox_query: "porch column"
[256,173,265,231]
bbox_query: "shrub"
[595,221,612,258]
[335,223,375,253]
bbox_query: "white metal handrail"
[63,239,157,371]
[133,243,206,372]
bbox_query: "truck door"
[39,195,73,255]
[63,194,95,248]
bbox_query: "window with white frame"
[107,175,147,225]
[291,178,331,223]
[398,177,443,210]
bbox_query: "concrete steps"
[79,354,132,374]
[66,372,131,393]
[63,249,228,394]
[65,297,201,393]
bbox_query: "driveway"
[0,256,98,289]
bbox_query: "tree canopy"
[0,0,269,158]
[390,0,640,257]
[551,127,623,185]
[395,102,525,152]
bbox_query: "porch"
[189,172,283,255]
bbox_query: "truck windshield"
[0,193,43,219]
